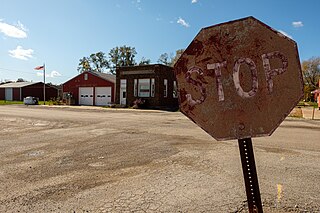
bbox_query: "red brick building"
[0,82,58,101]
[62,71,116,106]
[116,64,179,110]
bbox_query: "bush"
[49,97,63,105]
[132,98,146,109]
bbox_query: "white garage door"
[79,87,93,105]
[95,87,111,106]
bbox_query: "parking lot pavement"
[0,105,319,212]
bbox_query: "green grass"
[38,100,64,105]
[298,101,317,108]
[0,100,53,105]
[0,100,23,105]
[38,101,47,105]
[0,100,51,105]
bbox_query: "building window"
[138,79,150,97]
[134,79,137,97]
[120,79,127,89]
[151,78,155,97]
[84,73,88,80]
[164,79,168,98]
[173,81,178,98]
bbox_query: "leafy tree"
[170,49,184,66]
[157,53,172,66]
[302,57,320,88]
[77,57,92,73]
[139,57,151,65]
[77,51,109,73]
[108,45,137,74]
[302,57,320,101]
[89,52,109,73]
[17,78,27,82]
[157,49,185,67]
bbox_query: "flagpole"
[43,63,46,105]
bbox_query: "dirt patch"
[289,107,303,118]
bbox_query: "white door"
[120,79,127,105]
[79,87,93,105]
[5,88,13,101]
[95,87,111,106]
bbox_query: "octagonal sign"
[174,17,304,141]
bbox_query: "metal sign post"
[238,138,263,213]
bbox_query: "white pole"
[43,63,46,105]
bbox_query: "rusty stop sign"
[174,17,304,212]
[174,16,304,141]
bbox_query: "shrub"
[132,98,146,109]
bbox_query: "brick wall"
[116,64,178,110]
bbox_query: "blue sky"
[0,0,319,84]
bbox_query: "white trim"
[151,78,155,97]
[164,79,168,98]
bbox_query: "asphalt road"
[0,105,319,213]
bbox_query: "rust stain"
[184,39,204,56]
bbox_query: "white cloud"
[50,70,62,77]
[8,46,34,60]
[17,21,28,31]
[292,21,303,28]
[277,30,293,39]
[191,0,198,3]
[177,17,190,28]
[0,20,27,38]
[36,72,43,77]
[36,70,62,78]
[132,0,142,11]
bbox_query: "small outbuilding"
[62,71,116,106]
[0,82,58,101]
[116,64,179,110]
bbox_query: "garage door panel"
[79,87,93,105]
[95,87,111,106]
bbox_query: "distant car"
[23,96,39,105]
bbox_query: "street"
[0,105,319,212]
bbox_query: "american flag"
[34,65,45,70]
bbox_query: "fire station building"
[62,71,116,106]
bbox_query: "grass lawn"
[0,100,23,105]
[0,100,58,106]
[38,100,59,105]
[298,101,318,108]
